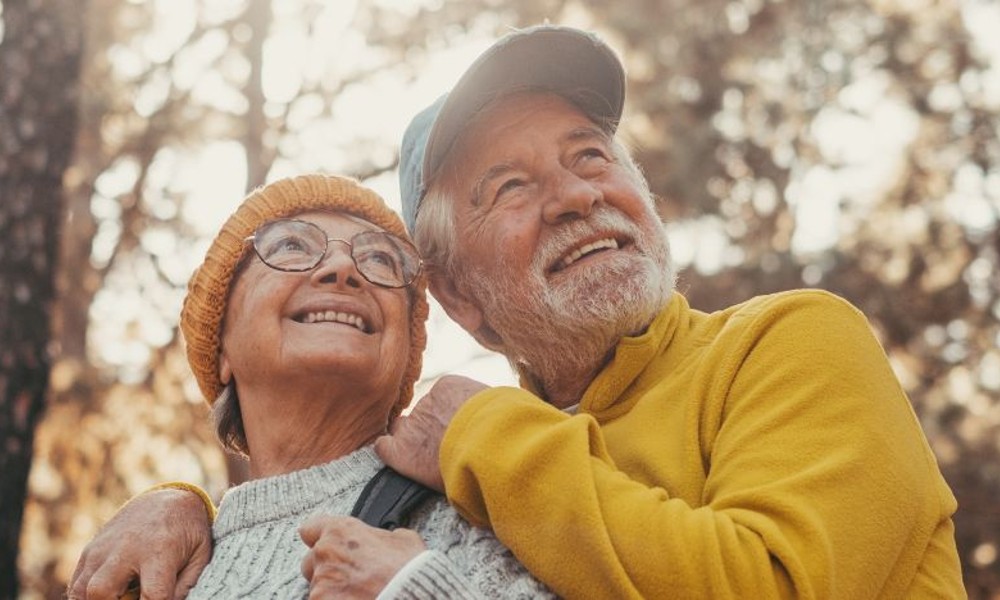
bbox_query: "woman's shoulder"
[410,495,498,548]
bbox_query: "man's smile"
[548,235,632,274]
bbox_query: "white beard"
[457,207,676,401]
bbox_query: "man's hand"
[68,488,213,600]
[374,375,489,492]
[299,515,426,598]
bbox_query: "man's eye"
[495,178,525,199]
[574,148,611,175]
[579,147,609,161]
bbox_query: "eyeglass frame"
[242,218,423,289]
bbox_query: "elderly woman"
[129,174,549,598]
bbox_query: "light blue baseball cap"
[399,25,626,233]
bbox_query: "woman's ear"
[219,353,232,385]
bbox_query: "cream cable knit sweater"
[186,445,552,599]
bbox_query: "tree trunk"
[243,0,272,193]
[0,1,86,596]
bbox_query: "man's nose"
[311,240,363,289]
[542,170,600,225]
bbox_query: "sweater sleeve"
[378,551,479,600]
[386,507,555,599]
[143,481,218,521]
[439,292,960,598]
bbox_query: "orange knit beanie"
[179,174,428,419]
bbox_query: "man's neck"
[521,345,616,409]
[516,308,668,409]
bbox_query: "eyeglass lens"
[252,219,419,287]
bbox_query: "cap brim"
[422,26,625,182]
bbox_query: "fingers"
[299,514,358,548]
[68,488,215,600]
[68,556,134,600]
[69,554,161,600]
[298,514,331,548]
[67,558,192,600]
[171,537,212,600]
[299,517,426,597]
[135,561,178,600]
[373,433,398,465]
[299,515,348,585]
[301,549,315,581]
[68,554,96,599]
[373,434,420,485]
[374,414,446,492]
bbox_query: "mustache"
[533,209,643,273]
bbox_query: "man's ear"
[428,269,506,351]
[427,267,485,335]
[219,352,232,385]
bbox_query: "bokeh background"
[1,0,998,598]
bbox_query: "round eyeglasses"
[244,218,422,289]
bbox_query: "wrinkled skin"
[68,489,212,600]
[298,514,426,599]
[375,375,488,491]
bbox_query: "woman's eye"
[370,251,394,266]
[266,235,310,257]
[358,247,394,266]
[360,250,400,273]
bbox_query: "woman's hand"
[375,375,489,492]
[67,488,213,600]
[299,515,426,598]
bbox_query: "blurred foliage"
[7,0,998,598]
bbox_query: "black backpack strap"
[351,467,438,530]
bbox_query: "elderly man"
[71,25,964,599]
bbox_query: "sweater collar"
[213,445,383,537]
[578,293,687,416]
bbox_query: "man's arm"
[381,293,964,598]
[375,375,486,492]
[68,487,214,600]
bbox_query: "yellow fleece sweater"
[440,290,965,599]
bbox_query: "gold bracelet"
[113,483,215,599]
[141,481,218,522]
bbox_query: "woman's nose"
[542,170,601,225]
[310,240,363,289]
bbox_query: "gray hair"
[212,381,249,457]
